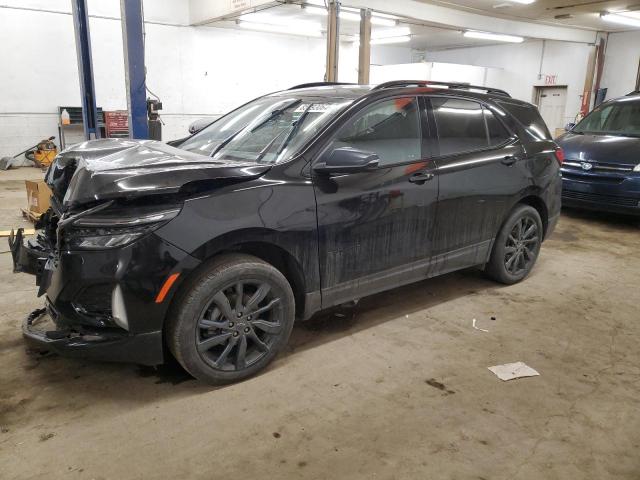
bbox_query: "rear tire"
[485,205,543,285]
[167,254,295,384]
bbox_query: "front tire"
[485,205,543,285]
[167,254,295,384]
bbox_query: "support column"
[581,32,609,116]
[358,9,372,84]
[591,33,607,108]
[71,0,100,140]
[580,45,597,118]
[325,0,340,82]
[121,0,149,139]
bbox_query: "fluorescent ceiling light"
[372,26,411,39]
[601,12,640,28]
[370,35,411,45]
[237,20,322,37]
[352,27,412,43]
[463,30,524,43]
[304,5,397,27]
[507,0,536,4]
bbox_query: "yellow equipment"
[26,137,58,168]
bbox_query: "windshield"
[573,98,640,137]
[180,96,353,163]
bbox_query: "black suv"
[10,81,562,384]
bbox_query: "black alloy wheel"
[167,254,295,384]
[196,280,283,371]
[503,216,539,276]
[486,204,543,284]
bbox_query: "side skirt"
[313,239,493,314]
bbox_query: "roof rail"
[372,80,511,98]
[288,82,356,90]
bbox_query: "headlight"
[634,164,640,172]
[64,206,180,250]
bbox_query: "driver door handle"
[408,171,435,184]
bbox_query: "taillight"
[554,147,565,165]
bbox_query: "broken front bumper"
[10,227,201,366]
[23,306,163,365]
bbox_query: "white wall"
[423,40,593,126]
[600,31,640,100]
[0,1,410,154]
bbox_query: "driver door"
[312,96,439,308]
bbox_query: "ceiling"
[420,0,640,31]
[211,0,640,51]
[211,3,520,50]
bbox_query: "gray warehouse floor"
[1,168,639,479]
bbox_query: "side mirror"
[188,117,212,135]
[314,147,379,174]
[564,123,576,132]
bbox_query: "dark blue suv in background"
[557,91,640,215]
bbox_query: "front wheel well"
[216,242,307,319]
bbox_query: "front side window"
[180,96,353,163]
[573,99,640,137]
[431,98,512,156]
[327,97,421,167]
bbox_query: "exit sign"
[544,74,558,85]
[230,0,250,11]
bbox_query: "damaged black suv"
[10,81,562,384]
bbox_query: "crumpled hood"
[45,138,270,208]
[556,132,640,166]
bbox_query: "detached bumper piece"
[23,306,163,366]
[8,228,48,277]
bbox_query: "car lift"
[70,0,150,140]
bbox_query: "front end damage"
[10,138,269,365]
[9,212,200,365]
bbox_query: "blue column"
[71,0,100,140]
[120,0,149,139]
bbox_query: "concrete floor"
[1,168,639,480]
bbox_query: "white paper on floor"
[488,362,540,381]
[472,318,489,332]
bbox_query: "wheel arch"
[175,229,312,321]
[516,194,549,238]
[218,241,308,319]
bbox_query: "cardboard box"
[25,180,52,215]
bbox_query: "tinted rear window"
[431,98,486,156]
[496,100,552,141]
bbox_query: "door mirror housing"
[314,147,379,174]
[564,122,576,132]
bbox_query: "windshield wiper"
[209,129,244,157]
[209,99,302,158]
[253,129,290,163]
[250,99,302,133]
[275,103,314,156]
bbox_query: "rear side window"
[431,98,486,156]
[329,97,421,166]
[485,107,511,146]
[430,98,511,156]
[496,100,552,141]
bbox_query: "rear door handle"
[501,155,518,166]
[408,171,435,183]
